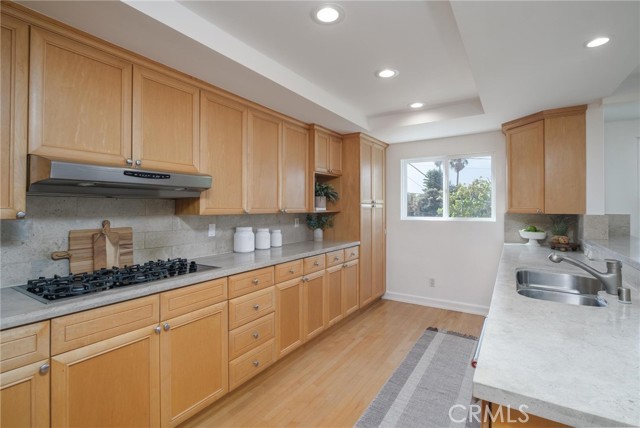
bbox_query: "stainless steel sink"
[516,269,607,307]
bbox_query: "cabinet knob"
[334,256,339,261]
[252,278,259,285]
[252,332,259,339]
[536,208,542,213]
[154,326,162,334]
[314,261,319,267]
[126,159,133,166]
[252,360,260,367]
[135,159,142,166]
[302,276,308,282]
[350,252,356,257]
[253,304,260,311]
[163,323,171,331]
[289,269,295,274]
[343,263,348,268]
[16,211,26,219]
[243,209,249,214]
[39,363,50,375]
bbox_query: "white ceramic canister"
[270,229,282,247]
[234,227,255,253]
[255,228,271,250]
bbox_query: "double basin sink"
[516,269,607,307]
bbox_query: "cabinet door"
[314,129,330,173]
[29,27,133,165]
[372,143,385,204]
[197,90,247,214]
[0,360,50,428]
[133,65,199,173]
[326,264,343,327]
[372,205,385,299]
[247,109,281,213]
[161,302,228,427]
[506,120,544,213]
[544,114,586,214]
[329,135,343,175]
[1,14,28,220]
[360,142,373,204]
[303,270,327,341]
[281,121,309,212]
[51,325,160,427]
[342,259,359,316]
[275,277,304,358]
[359,205,374,306]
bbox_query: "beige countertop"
[0,240,359,330]
[473,244,640,427]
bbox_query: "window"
[402,154,495,220]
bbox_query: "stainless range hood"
[28,156,212,198]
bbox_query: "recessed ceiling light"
[409,102,424,109]
[313,5,343,24]
[376,69,398,79]
[586,37,610,48]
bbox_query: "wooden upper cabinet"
[177,91,247,215]
[247,109,281,213]
[132,65,200,173]
[360,138,384,205]
[312,125,342,175]
[503,105,586,214]
[281,121,309,212]
[505,120,545,213]
[1,13,28,220]
[28,26,133,165]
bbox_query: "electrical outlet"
[294,218,300,227]
[428,278,436,287]
[208,223,216,237]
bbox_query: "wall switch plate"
[294,218,300,227]
[208,224,216,237]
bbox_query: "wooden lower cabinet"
[326,264,344,327]
[342,259,360,316]
[160,302,228,427]
[275,276,304,358]
[303,270,327,341]
[51,324,161,427]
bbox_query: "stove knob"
[39,363,50,375]
[163,323,171,331]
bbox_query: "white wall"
[586,103,606,214]
[385,131,506,315]
[604,119,640,237]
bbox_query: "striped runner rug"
[356,327,479,428]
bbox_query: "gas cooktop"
[13,258,218,304]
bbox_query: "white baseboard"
[383,291,489,316]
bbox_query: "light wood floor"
[180,299,485,428]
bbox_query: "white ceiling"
[16,0,640,143]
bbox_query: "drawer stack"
[227,267,276,390]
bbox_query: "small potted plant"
[314,182,339,211]
[550,215,573,244]
[306,214,334,241]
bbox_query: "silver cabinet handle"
[289,269,295,274]
[252,360,260,367]
[39,363,50,375]
[314,261,319,267]
[302,276,308,282]
[154,326,162,334]
[252,279,259,285]
[350,252,356,257]
[126,159,133,165]
[135,159,142,166]
[343,263,348,268]
[253,304,260,311]
[163,323,170,331]
[334,256,339,261]
[243,209,249,214]
[252,332,259,339]
[16,211,26,219]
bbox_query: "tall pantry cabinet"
[328,133,387,306]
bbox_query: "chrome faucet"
[548,253,622,295]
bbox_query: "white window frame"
[401,153,496,222]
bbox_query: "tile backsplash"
[0,196,312,288]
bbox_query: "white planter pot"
[315,196,327,211]
[313,228,323,241]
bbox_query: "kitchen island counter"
[0,240,358,330]
[473,244,640,427]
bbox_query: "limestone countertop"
[473,244,640,427]
[0,240,359,330]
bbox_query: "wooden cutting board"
[52,221,133,273]
[93,220,121,270]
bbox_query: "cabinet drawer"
[228,267,274,299]
[344,246,359,262]
[228,313,275,360]
[274,260,303,283]
[326,249,345,267]
[303,255,325,274]
[51,295,159,355]
[229,339,275,391]
[0,321,50,373]
[160,278,227,320]
[228,287,275,330]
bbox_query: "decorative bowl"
[519,229,546,246]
